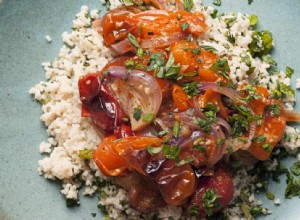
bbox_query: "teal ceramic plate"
[0,0,299,219]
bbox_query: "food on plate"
[30,0,300,219]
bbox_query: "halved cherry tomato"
[93,136,163,176]
[198,89,228,119]
[170,41,221,82]
[248,113,286,160]
[93,136,128,176]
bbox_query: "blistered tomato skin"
[189,166,234,217]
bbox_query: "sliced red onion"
[106,66,162,131]
[179,130,205,148]
[140,32,188,49]
[111,39,134,55]
[216,117,232,137]
[198,82,243,104]
[192,97,206,119]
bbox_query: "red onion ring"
[111,39,135,55]
[106,66,162,131]
[198,82,244,104]
[216,117,232,137]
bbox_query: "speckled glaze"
[0,0,299,219]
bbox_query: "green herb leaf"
[91,213,97,217]
[189,205,199,215]
[266,191,275,200]
[181,22,189,31]
[285,173,300,199]
[226,32,235,44]
[146,146,162,155]
[278,82,295,96]
[202,189,221,216]
[176,158,194,166]
[127,33,140,49]
[66,198,78,207]
[213,0,222,6]
[122,0,134,6]
[162,145,181,159]
[133,107,142,121]
[183,0,194,12]
[255,135,267,143]
[291,161,300,176]
[217,138,225,146]
[210,58,230,78]
[182,81,201,97]
[249,30,273,57]
[79,149,94,159]
[228,114,249,137]
[261,143,272,152]
[210,9,218,19]
[201,45,218,53]
[192,48,201,54]
[262,54,277,66]
[266,103,281,116]
[249,14,258,27]
[143,113,155,122]
[286,66,294,78]
[173,121,180,138]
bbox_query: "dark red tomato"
[78,57,132,134]
[150,159,196,206]
[114,124,135,138]
[189,166,234,217]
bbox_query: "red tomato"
[189,166,234,217]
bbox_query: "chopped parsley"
[202,189,221,216]
[183,0,194,12]
[266,103,281,116]
[162,145,181,159]
[286,66,294,78]
[249,30,273,57]
[142,113,155,122]
[201,45,218,53]
[79,149,94,159]
[133,107,142,121]
[181,22,189,31]
[121,0,134,6]
[192,48,201,55]
[210,58,230,78]
[182,81,201,97]
[226,32,236,44]
[265,191,275,200]
[285,172,300,199]
[124,59,145,72]
[249,14,258,27]
[173,121,180,138]
[228,114,249,137]
[127,33,140,49]
[272,82,295,99]
[241,85,262,103]
[146,146,162,155]
[189,205,200,215]
[66,198,78,207]
[148,52,181,81]
[262,54,277,66]
[176,158,194,166]
[213,0,222,6]
[261,143,272,152]
[216,138,225,146]
[290,161,300,176]
[254,135,267,143]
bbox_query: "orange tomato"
[172,84,191,111]
[198,89,228,119]
[170,41,221,82]
[248,115,286,161]
[93,136,163,176]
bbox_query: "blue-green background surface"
[0,0,299,219]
